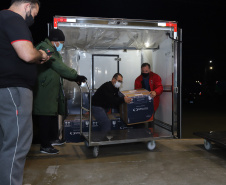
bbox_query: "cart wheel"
[93,146,99,157]
[204,139,212,150]
[147,140,156,151]
[84,140,89,148]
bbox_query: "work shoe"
[51,139,66,146]
[40,146,59,154]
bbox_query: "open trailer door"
[53,16,182,139]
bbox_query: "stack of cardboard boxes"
[64,114,126,143]
[64,89,154,143]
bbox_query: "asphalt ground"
[182,96,226,138]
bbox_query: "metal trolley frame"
[194,131,226,151]
[79,82,156,157]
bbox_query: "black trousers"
[33,115,59,148]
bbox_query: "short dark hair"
[141,63,150,69]
[11,0,40,7]
[113,73,123,79]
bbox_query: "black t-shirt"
[0,10,37,90]
[92,81,125,109]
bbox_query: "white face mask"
[114,81,121,88]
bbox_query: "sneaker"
[40,146,59,154]
[51,139,66,146]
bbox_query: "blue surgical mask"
[54,42,64,51]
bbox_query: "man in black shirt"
[0,1,49,184]
[92,73,131,135]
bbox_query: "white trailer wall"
[152,38,173,126]
[62,49,142,92]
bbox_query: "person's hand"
[150,91,156,98]
[124,96,132,104]
[39,49,50,64]
[75,75,87,85]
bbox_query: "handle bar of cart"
[79,81,92,146]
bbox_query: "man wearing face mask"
[92,73,132,135]
[135,63,163,112]
[0,0,50,184]
[33,29,87,154]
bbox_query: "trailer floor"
[23,139,226,185]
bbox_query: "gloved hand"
[75,75,87,85]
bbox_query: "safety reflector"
[54,17,76,29]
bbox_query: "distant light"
[199,92,201,95]
[209,60,212,63]
[209,66,213,70]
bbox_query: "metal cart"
[79,82,156,157]
[194,131,226,150]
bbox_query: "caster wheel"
[147,140,156,151]
[93,146,99,157]
[204,139,212,150]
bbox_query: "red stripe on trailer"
[54,17,68,29]
[57,17,67,22]
[166,22,177,32]
[54,18,58,29]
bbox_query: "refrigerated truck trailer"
[53,16,182,139]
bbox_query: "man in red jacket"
[135,63,163,112]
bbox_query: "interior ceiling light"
[145,42,150,47]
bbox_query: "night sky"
[1,0,225,84]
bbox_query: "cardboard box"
[111,113,129,130]
[119,89,154,125]
[64,115,82,143]
[64,114,101,143]
[107,114,125,130]
[64,113,128,143]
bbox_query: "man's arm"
[12,41,49,64]
[153,74,163,96]
[124,96,132,104]
[48,55,78,80]
[134,76,143,89]
[47,54,87,84]
[102,85,131,106]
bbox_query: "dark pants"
[92,106,111,132]
[33,115,58,148]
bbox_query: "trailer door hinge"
[115,58,121,61]
[175,87,178,93]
